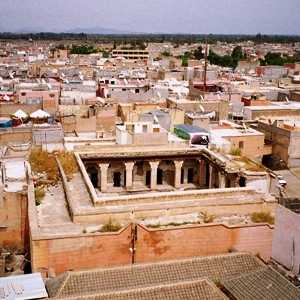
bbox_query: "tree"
[194,46,204,60]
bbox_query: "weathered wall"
[30,221,274,276]
[0,128,32,145]
[0,190,29,251]
[31,226,133,275]
[272,205,300,274]
[135,223,273,263]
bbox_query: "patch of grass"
[200,211,216,223]
[82,227,87,234]
[56,151,78,181]
[34,188,45,206]
[229,148,242,156]
[251,210,275,225]
[146,223,161,228]
[29,149,78,185]
[100,218,122,232]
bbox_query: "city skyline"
[0,0,300,35]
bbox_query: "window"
[239,141,244,149]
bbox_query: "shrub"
[200,211,216,223]
[29,149,78,185]
[82,227,87,234]
[251,210,275,224]
[229,148,242,156]
[34,188,45,206]
[100,219,122,232]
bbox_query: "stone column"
[149,161,159,190]
[209,165,214,189]
[125,162,134,189]
[99,163,109,193]
[219,172,226,188]
[198,160,206,188]
[174,160,183,189]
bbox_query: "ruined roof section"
[46,252,264,298]
[221,266,300,300]
[57,280,229,300]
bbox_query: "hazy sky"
[0,0,299,34]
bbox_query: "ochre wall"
[0,190,29,251]
[31,222,273,275]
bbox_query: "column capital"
[149,161,159,169]
[174,160,183,168]
[125,162,135,169]
[99,163,109,172]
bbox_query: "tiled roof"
[56,280,229,300]
[46,252,263,298]
[221,266,300,300]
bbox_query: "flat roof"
[175,124,209,134]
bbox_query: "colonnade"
[94,158,227,193]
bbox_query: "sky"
[0,0,300,35]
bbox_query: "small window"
[49,93,55,98]
[239,141,244,149]
[21,92,26,96]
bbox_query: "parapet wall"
[31,222,274,276]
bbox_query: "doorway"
[187,168,194,183]
[113,172,121,187]
[157,169,163,185]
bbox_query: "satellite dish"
[61,72,65,78]
[200,95,204,100]
[65,79,69,84]
[79,71,82,75]
[0,77,3,83]
[42,79,46,84]
[217,94,221,100]
[3,94,10,101]
[79,74,84,80]
[47,83,52,89]
[137,78,141,84]
[242,123,247,131]
[153,115,159,123]
[285,96,290,103]
[97,97,105,104]
[156,91,161,98]
[199,105,205,112]
[9,72,14,79]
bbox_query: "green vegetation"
[208,45,246,68]
[29,149,78,185]
[160,51,171,57]
[251,210,275,225]
[0,32,300,46]
[70,44,98,54]
[229,148,242,156]
[200,211,216,223]
[100,218,122,232]
[259,51,299,66]
[82,227,87,234]
[34,188,45,206]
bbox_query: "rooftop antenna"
[3,94,10,101]
[199,104,205,112]
[203,37,208,93]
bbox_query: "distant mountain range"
[0,26,138,35]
